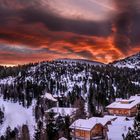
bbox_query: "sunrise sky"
[0,0,140,66]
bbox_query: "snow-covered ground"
[0,97,36,139]
[107,116,134,140]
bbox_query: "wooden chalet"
[69,116,116,140]
[106,95,140,116]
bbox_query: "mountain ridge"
[111,52,140,69]
[55,58,105,66]
[1,52,140,70]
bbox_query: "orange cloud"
[0,0,140,66]
[0,29,129,65]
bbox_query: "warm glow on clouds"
[0,32,129,65]
[0,0,140,66]
[43,0,116,21]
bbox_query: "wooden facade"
[107,106,137,117]
[70,124,107,140]
[106,95,140,117]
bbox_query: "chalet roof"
[41,93,57,102]
[70,115,116,131]
[46,107,77,117]
[58,137,67,140]
[106,95,140,109]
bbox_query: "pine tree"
[125,105,140,140]
[0,108,4,124]
[20,125,30,140]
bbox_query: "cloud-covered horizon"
[0,0,140,66]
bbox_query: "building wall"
[73,129,90,140]
[71,124,105,140]
[91,124,103,137]
[130,106,137,116]
[108,106,137,116]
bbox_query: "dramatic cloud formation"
[0,0,140,65]
[112,0,140,54]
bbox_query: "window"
[80,130,85,137]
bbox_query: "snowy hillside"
[0,59,140,139]
[112,52,140,69]
[0,60,140,102]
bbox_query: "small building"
[69,116,116,140]
[58,137,68,140]
[106,95,140,116]
[46,107,77,119]
[41,92,57,102]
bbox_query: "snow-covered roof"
[107,116,134,140]
[46,107,77,117]
[106,95,140,109]
[70,116,116,131]
[58,137,67,140]
[70,115,134,139]
[41,93,57,102]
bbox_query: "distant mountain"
[111,52,140,69]
[55,58,105,66]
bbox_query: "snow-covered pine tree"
[125,104,140,140]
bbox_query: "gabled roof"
[106,95,140,109]
[46,107,77,117]
[42,93,57,102]
[70,116,116,131]
[59,137,67,140]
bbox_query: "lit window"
[80,130,85,137]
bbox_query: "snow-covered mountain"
[111,52,140,69]
[56,58,105,66]
[0,57,140,139]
